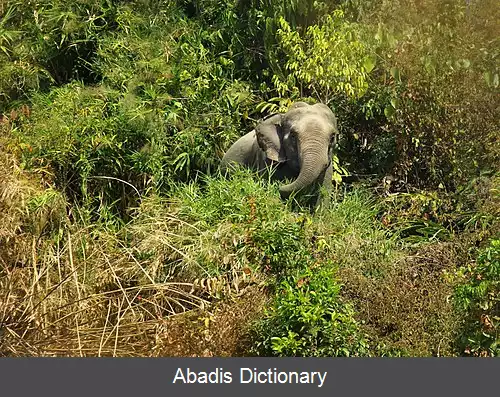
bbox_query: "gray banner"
[0,358,498,396]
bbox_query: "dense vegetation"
[0,0,498,357]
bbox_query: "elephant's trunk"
[279,140,329,199]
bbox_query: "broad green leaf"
[390,67,400,81]
[390,98,400,109]
[384,104,396,119]
[363,55,377,73]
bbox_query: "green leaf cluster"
[454,238,500,356]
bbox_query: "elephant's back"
[220,130,259,170]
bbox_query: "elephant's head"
[255,102,338,199]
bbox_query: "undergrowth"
[1,0,499,357]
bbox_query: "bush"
[173,169,284,225]
[170,170,313,278]
[355,0,499,189]
[0,0,123,109]
[271,10,373,102]
[454,238,500,356]
[12,83,158,217]
[253,266,369,357]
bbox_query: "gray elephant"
[220,101,338,208]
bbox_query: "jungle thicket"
[0,0,498,357]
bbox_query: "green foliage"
[173,170,312,276]
[454,238,500,356]
[93,2,254,179]
[253,266,369,357]
[12,83,154,214]
[8,0,258,210]
[379,175,499,245]
[366,0,499,188]
[2,0,254,185]
[0,0,121,107]
[315,189,400,280]
[273,10,373,102]
[324,189,379,233]
[1,0,499,358]
[380,192,455,243]
[249,217,309,276]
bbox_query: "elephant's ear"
[255,114,285,162]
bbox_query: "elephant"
[220,101,338,209]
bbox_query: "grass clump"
[173,169,284,225]
[0,144,217,356]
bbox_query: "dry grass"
[0,229,209,356]
[0,144,266,356]
[151,285,269,357]
[338,241,467,356]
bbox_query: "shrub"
[272,10,373,102]
[252,266,369,357]
[12,83,157,216]
[0,0,122,104]
[170,171,311,278]
[173,169,284,225]
[454,238,500,356]
[94,3,255,180]
[356,0,499,189]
